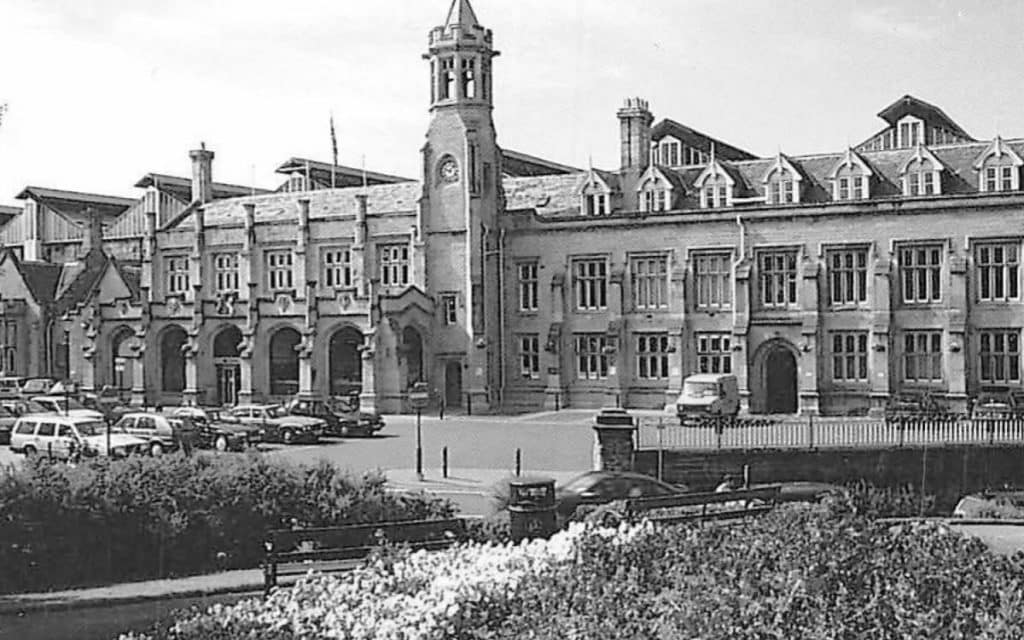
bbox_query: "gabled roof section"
[444,0,482,30]
[134,173,270,203]
[899,144,947,174]
[761,153,804,183]
[0,205,17,229]
[275,158,413,189]
[14,186,134,222]
[827,148,875,179]
[972,136,1024,169]
[2,250,63,306]
[52,247,109,315]
[575,168,615,195]
[637,165,686,193]
[694,158,741,188]
[501,149,580,177]
[651,119,758,162]
[877,94,973,140]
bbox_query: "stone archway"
[160,326,187,393]
[212,325,243,406]
[268,327,301,398]
[110,326,135,391]
[402,326,424,389]
[750,338,800,415]
[329,326,363,398]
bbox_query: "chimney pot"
[189,145,215,204]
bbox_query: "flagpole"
[330,113,338,189]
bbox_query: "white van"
[9,415,147,460]
[676,374,740,420]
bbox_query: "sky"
[1,0,1023,206]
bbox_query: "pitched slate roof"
[275,158,412,189]
[3,250,64,306]
[14,186,135,224]
[175,181,423,229]
[502,149,580,177]
[134,173,271,203]
[52,247,109,315]
[651,119,758,162]
[877,94,973,140]
[503,173,586,216]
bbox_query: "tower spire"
[445,0,481,31]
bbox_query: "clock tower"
[422,0,503,412]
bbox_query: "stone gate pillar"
[592,408,637,472]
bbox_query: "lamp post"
[409,382,431,481]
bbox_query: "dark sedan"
[554,471,687,522]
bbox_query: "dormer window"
[762,154,802,205]
[901,147,944,197]
[973,137,1023,193]
[897,116,923,148]
[578,170,613,216]
[585,192,609,216]
[828,149,874,202]
[286,172,307,193]
[701,180,730,209]
[637,167,675,212]
[660,139,681,167]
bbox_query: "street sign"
[409,382,431,410]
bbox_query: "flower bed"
[125,503,1024,640]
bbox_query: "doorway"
[764,346,798,414]
[445,361,462,408]
[213,326,242,406]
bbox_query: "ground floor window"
[696,333,731,374]
[903,330,942,383]
[574,334,608,380]
[980,329,1020,383]
[830,331,868,382]
[518,335,539,380]
[635,333,669,380]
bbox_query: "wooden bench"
[263,518,468,595]
[626,485,783,526]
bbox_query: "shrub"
[0,453,453,593]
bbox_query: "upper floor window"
[1,321,17,373]
[828,247,868,306]
[660,140,680,166]
[700,179,730,209]
[379,244,409,287]
[630,254,668,311]
[684,146,707,166]
[835,175,868,201]
[635,333,670,380]
[901,152,943,197]
[984,165,1017,193]
[694,252,732,310]
[980,329,1020,383]
[572,258,608,311]
[460,57,476,99]
[764,158,801,205]
[323,248,353,289]
[441,293,458,325]
[830,331,868,382]
[897,118,922,148]
[899,245,942,304]
[974,137,1023,193]
[584,192,609,216]
[829,149,873,201]
[769,178,796,205]
[976,241,1020,302]
[265,250,293,291]
[518,262,538,312]
[212,253,238,294]
[758,250,798,308]
[166,256,190,295]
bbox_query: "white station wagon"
[9,415,147,460]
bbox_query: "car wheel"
[150,442,164,456]
[214,435,228,452]
[282,429,295,445]
[340,425,350,437]
[23,445,36,458]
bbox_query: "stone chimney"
[189,142,215,204]
[617,98,654,172]
[80,206,104,256]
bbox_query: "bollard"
[742,464,750,489]
[442,446,448,479]
[515,448,522,477]
[48,441,53,461]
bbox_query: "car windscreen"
[22,401,49,414]
[683,381,719,398]
[561,475,598,493]
[74,421,107,437]
[265,406,285,418]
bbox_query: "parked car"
[226,404,325,444]
[9,414,147,459]
[0,376,25,401]
[326,396,385,437]
[554,471,688,522]
[81,386,132,423]
[284,397,385,437]
[113,412,182,456]
[0,404,17,444]
[953,491,1024,519]
[19,377,56,398]
[29,395,106,422]
[168,406,261,450]
[4,399,53,417]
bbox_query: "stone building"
[1,0,1023,416]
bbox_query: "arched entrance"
[213,326,242,406]
[268,327,301,397]
[329,327,363,398]
[444,361,462,408]
[402,326,423,389]
[160,326,187,393]
[110,326,135,391]
[764,345,798,414]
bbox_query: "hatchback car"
[0,376,25,401]
[554,471,688,522]
[227,404,324,444]
[9,415,147,459]
[285,397,384,437]
[113,412,181,456]
[326,396,385,437]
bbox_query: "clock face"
[439,158,459,183]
